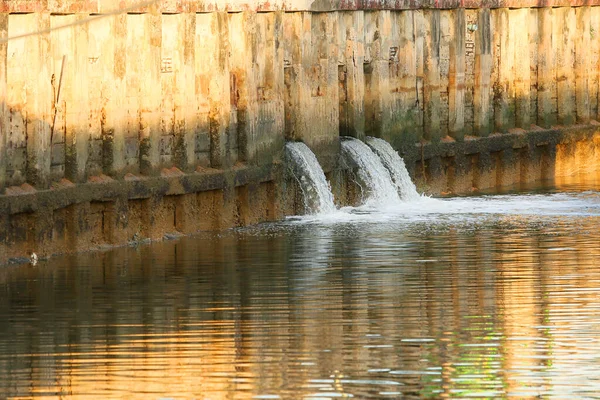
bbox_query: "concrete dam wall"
[2,0,600,263]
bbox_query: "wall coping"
[1,0,598,14]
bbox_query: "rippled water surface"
[2,182,600,399]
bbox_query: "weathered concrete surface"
[3,7,600,180]
[0,164,283,264]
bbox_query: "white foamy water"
[289,192,600,225]
[366,136,421,201]
[286,142,337,214]
[341,137,400,206]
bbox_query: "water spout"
[366,137,420,201]
[285,142,336,215]
[340,137,400,206]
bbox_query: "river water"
[2,180,600,399]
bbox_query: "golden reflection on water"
[2,195,600,398]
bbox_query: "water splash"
[340,137,400,206]
[366,136,420,201]
[285,142,336,214]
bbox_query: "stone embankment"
[1,0,600,263]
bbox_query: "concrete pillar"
[104,15,127,178]
[230,12,285,166]
[49,17,68,182]
[397,10,422,145]
[0,14,7,193]
[337,11,365,141]
[87,18,111,178]
[464,10,477,137]
[228,12,250,164]
[513,8,530,130]
[365,10,422,145]
[422,10,442,142]
[51,14,90,184]
[8,14,53,189]
[493,8,515,133]
[160,13,196,171]
[283,12,339,171]
[125,15,143,175]
[528,9,539,126]
[473,9,492,137]
[592,9,600,121]
[537,7,557,128]
[160,14,179,169]
[181,15,196,172]
[555,7,576,126]
[126,13,162,175]
[143,13,162,175]
[368,9,424,147]
[195,12,231,169]
[363,10,392,140]
[591,7,600,121]
[438,11,451,139]
[448,9,466,140]
[575,6,591,124]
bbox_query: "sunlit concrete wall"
[2,1,600,262]
[1,10,285,189]
[2,5,600,190]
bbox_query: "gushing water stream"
[366,136,420,201]
[340,137,401,206]
[285,142,336,214]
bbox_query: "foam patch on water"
[288,192,600,225]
